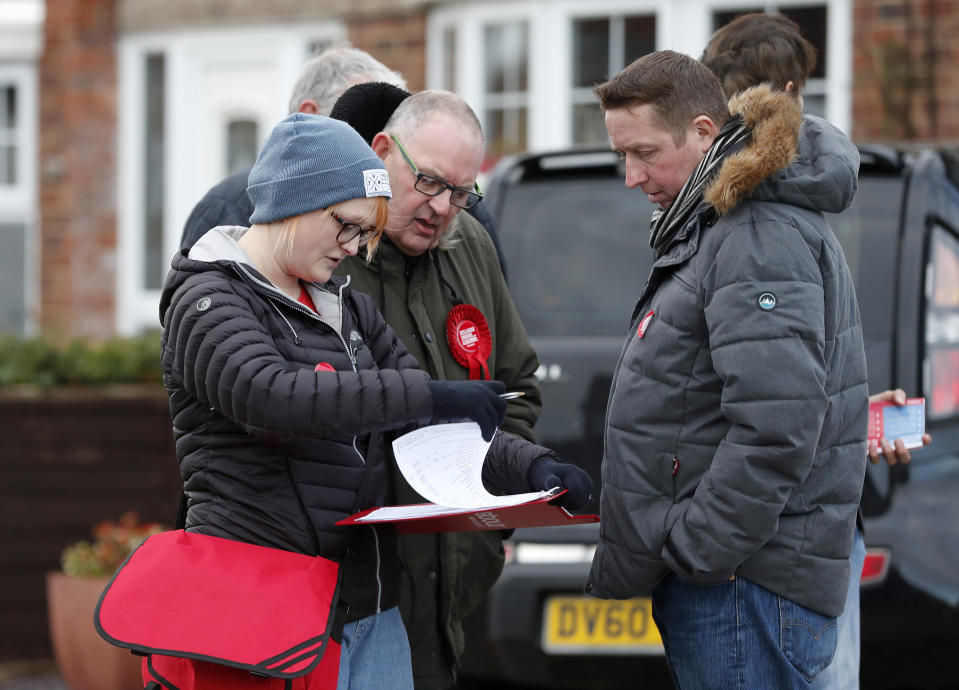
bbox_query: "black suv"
[458,145,959,689]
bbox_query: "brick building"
[1,0,957,338]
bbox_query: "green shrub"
[0,332,162,388]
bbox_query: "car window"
[497,175,657,336]
[925,223,959,420]
[830,175,904,288]
[829,175,904,338]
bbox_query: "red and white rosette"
[446,303,492,380]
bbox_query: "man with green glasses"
[335,90,579,690]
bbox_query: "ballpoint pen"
[499,391,526,399]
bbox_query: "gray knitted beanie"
[247,113,391,224]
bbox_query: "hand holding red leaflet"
[867,389,932,465]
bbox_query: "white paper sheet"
[389,421,548,509]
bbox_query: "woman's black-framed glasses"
[390,134,483,209]
[330,211,379,247]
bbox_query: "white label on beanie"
[363,169,392,197]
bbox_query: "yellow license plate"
[542,595,663,654]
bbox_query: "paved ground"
[0,662,66,690]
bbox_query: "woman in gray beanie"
[154,114,516,689]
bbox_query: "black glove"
[427,380,507,442]
[528,457,593,511]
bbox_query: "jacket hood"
[158,225,348,324]
[159,226,251,323]
[705,85,858,216]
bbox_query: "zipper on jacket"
[336,277,358,368]
[672,458,680,500]
[370,525,383,613]
[231,263,356,360]
[231,264,370,562]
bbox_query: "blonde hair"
[275,197,390,262]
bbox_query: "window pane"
[227,120,258,176]
[572,19,609,87]
[0,223,26,333]
[1,86,15,129]
[484,22,528,93]
[781,6,827,79]
[144,53,166,291]
[572,103,608,145]
[0,86,15,186]
[0,145,14,185]
[712,9,763,30]
[712,7,826,80]
[623,15,656,65]
[442,26,457,92]
[485,106,528,159]
[802,93,826,119]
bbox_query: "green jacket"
[337,212,542,688]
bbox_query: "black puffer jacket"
[159,227,435,623]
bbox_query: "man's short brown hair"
[701,13,817,99]
[594,50,730,146]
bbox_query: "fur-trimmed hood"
[705,84,859,216]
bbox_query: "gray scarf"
[649,115,749,258]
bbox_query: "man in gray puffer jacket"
[585,50,868,689]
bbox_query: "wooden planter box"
[0,387,180,662]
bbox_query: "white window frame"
[0,0,43,335]
[703,0,851,133]
[567,11,659,145]
[0,65,36,218]
[429,0,663,156]
[117,22,345,335]
[427,0,851,152]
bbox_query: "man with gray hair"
[286,45,405,116]
[336,89,591,689]
[179,46,405,251]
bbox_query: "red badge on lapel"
[446,303,492,380]
[637,310,655,338]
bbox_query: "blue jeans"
[652,575,838,689]
[336,606,413,690]
[812,529,866,690]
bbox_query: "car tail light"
[860,547,891,587]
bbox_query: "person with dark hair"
[585,50,867,688]
[702,14,932,689]
[701,12,817,98]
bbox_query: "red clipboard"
[337,491,599,533]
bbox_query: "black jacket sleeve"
[162,274,434,438]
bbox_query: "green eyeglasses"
[390,134,484,210]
